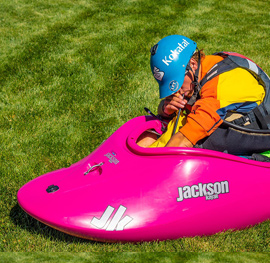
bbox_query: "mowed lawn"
[1,0,270,258]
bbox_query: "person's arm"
[180,97,222,145]
[165,131,193,147]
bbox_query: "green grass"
[1,0,270,257]
[1,252,270,263]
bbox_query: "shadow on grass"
[10,203,103,244]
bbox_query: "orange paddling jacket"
[180,54,266,145]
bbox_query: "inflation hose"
[222,120,270,134]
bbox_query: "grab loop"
[84,162,104,175]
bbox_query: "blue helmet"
[150,35,197,99]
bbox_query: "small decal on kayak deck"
[104,152,119,164]
[91,205,133,231]
[177,180,229,202]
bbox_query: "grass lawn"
[1,0,270,258]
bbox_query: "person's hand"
[163,93,187,116]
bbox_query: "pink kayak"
[17,116,270,242]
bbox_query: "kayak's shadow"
[10,204,100,244]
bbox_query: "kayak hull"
[17,116,270,242]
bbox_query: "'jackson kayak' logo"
[177,181,229,202]
[162,39,190,66]
[91,205,133,231]
[105,152,119,164]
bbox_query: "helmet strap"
[190,48,201,90]
[186,48,201,106]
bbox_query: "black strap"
[200,57,239,87]
[231,116,249,126]
[253,107,269,129]
[194,48,201,86]
[186,48,201,106]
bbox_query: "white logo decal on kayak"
[91,205,133,231]
[105,152,119,164]
[177,180,229,202]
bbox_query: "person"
[141,34,270,156]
